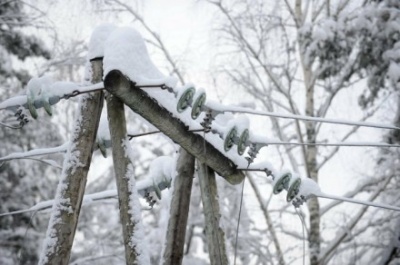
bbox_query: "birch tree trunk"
[302,59,320,265]
[294,2,321,263]
[39,59,104,265]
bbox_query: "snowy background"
[1,0,400,265]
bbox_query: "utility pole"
[198,163,229,265]
[106,78,145,264]
[161,148,195,265]
[39,59,104,265]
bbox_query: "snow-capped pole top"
[103,26,178,87]
[88,23,117,61]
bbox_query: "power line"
[207,104,400,130]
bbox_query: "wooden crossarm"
[104,70,245,185]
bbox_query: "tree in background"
[206,0,400,264]
[0,1,62,264]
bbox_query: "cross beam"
[104,70,244,185]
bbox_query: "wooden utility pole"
[39,59,104,265]
[106,79,146,264]
[103,69,244,185]
[198,162,229,265]
[161,148,195,265]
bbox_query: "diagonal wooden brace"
[104,70,244,185]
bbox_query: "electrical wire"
[234,178,246,265]
[264,141,400,148]
[216,105,400,130]
[295,207,306,265]
[0,121,23,129]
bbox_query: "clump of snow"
[103,26,178,87]
[387,61,400,85]
[96,108,111,143]
[214,111,234,126]
[48,81,81,97]
[27,75,53,98]
[0,45,11,74]
[249,161,278,177]
[234,115,249,133]
[176,84,194,98]
[148,155,176,187]
[288,173,300,185]
[298,177,321,198]
[88,23,117,60]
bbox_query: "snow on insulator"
[234,115,249,135]
[191,88,206,120]
[148,156,177,199]
[96,109,111,157]
[26,75,54,118]
[27,75,50,97]
[88,23,117,60]
[286,173,302,202]
[223,115,250,155]
[272,170,292,192]
[103,26,178,88]
[248,160,278,176]
[297,177,321,199]
[176,85,196,113]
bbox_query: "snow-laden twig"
[319,177,383,215]
[0,190,116,217]
[0,142,69,162]
[0,120,23,129]
[318,175,394,263]
[0,172,172,218]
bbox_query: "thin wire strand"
[216,105,400,130]
[263,141,400,148]
[127,129,400,148]
[234,178,246,265]
[0,121,23,129]
[295,207,306,265]
[315,192,400,212]
[128,129,203,139]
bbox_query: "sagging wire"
[295,207,307,265]
[0,107,30,129]
[127,128,204,140]
[218,105,400,130]
[234,178,246,265]
[0,121,23,129]
[264,141,400,148]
